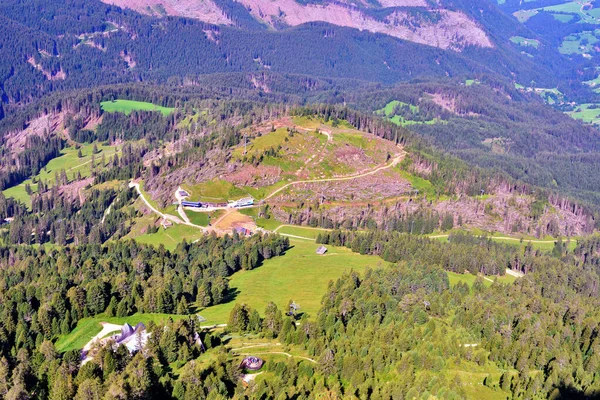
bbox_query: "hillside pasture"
[567,103,600,125]
[559,31,599,55]
[510,36,540,48]
[230,118,400,185]
[376,100,437,126]
[447,271,517,288]
[101,99,175,116]
[196,238,390,324]
[133,224,205,250]
[182,179,249,203]
[3,143,119,207]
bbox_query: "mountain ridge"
[101,0,494,50]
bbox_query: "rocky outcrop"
[101,0,493,50]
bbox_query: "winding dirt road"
[129,146,406,233]
[129,182,208,231]
[263,148,406,201]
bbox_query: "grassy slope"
[376,100,436,126]
[510,36,540,48]
[134,224,205,250]
[101,100,175,116]
[3,143,119,207]
[197,238,390,324]
[567,103,600,124]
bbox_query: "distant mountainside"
[101,0,493,50]
[0,0,584,117]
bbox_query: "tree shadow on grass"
[254,244,294,269]
[551,385,600,400]
[221,287,240,304]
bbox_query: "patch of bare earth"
[102,0,490,50]
[225,165,282,187]
[427,92,480,116]
[236,0,492,50]
[213,210,256,232]
[27,57,66,81]
[101,0,233,25]
[3,113,64,154]
[333,146,371,169]
[59,178,95,204]
[120,51,137,68]
[270,171,412,204]
[83,115,104,132]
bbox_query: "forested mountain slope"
[0,0,579,117]
[101,0,493,50]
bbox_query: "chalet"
[229,197,254,208]
[235,227,252,237]
[181,200,202,208]
[316,246,327,255]
[110,322,149,353]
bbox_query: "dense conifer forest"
[3,0,600,398]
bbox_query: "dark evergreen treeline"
[0,0,582,113]
[0,136,65,191]
[222,240,600,399]
[0,186,137,246]
[316,230,560,276]
[0,233,288,398]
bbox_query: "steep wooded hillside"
[0,0,577,116]
[102,0,493,50]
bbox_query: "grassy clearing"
[187,211,211,226]
[512,9,538,22]
[447,271,517,288]
[196,238,389,324]
[3,143,119,207]
[397,169,436,198]
[125,210,157,238]
[255,217,283,231]
[101,99,175,116]
[182,180,249,203]
[56,313,189,353]
[559,31,599,55]
[584,73,600,91]
[376,100,437,126]
[552,13,574,22]
[429,230,577,252]
[567,103,600,125]
[276,225,331,239]
[510,36,540,48]
[523,1,600,24]
[134,224,205,250]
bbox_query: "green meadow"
[376,100,437,126]
[567,103,600,125]
[447,271,517,288]
[510,36,540,48]
[196,238,390,324]
[182,179,249,203]
[3,143,119,207]
[134,224,205,250]
[101,99,175,116]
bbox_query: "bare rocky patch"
[3,113,64,154]
[27,57,67,81]
[101,0,491,50]
[101,0,233,25]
